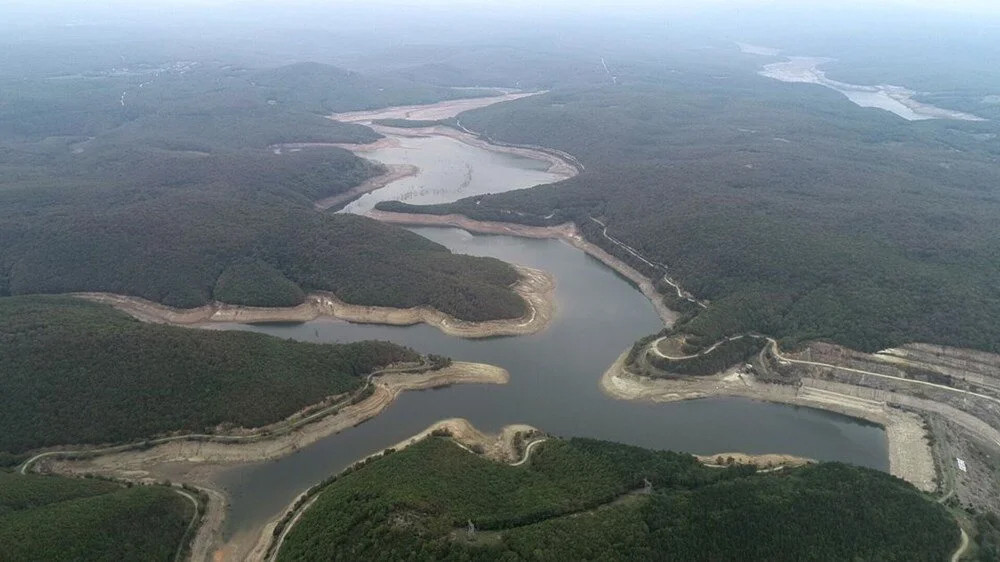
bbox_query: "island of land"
[265,419,961,562]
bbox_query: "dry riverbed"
[75,263,554,338]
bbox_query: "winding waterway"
[207,102,889,548]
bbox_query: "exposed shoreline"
[368,210,678,326]
[74,263,554,338]
[365,123,581,178]
[329,91,543,123]
[599,349,937,492]
[40,362,510,562]
[314,163,418,210]
[249,418,544,562]
[760,56,985,122]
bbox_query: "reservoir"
[341,133,564,215]
[211,227,887,538]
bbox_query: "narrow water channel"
[211,227,887,538]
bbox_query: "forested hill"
[278,436,959,561]
[0,472,193,562]
[0,296,419,455]
[0,60,527,320]
[380,70,1000,353]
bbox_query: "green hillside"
[0,296,420,454]
[379,75,1000,353]
[0,62,527,319]
[278,437,958,561]
[0,472,192,562]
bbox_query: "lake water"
[340,134,563,215]
[211,227,887,538]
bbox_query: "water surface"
[341,135,562,215]
[212,228,887,537]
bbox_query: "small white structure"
[956,458,967,473]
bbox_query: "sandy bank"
[329,92,543,123]
[74,264,553,338]
[368,210,678,326]
[600,350,937,492]
[697,452,812,470]
[314,163,418,210]
[40,362,507,562]
[41,362,508,471]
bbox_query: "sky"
[2,0,1000,14]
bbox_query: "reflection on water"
[341,135,561,215]
[211,228,887,537]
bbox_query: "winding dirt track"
[510,438,548,467]
[173,489,201,562]
[951,528,969,562]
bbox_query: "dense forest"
[0,296,420,454]
[0,472,192,561]
[0,61,527,320]
[380,66,1000,353]
[278,436,958,561]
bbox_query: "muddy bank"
[329,92,543,123]
[75,264,554,338]
[314,163,418,210]
[368,210,678,326]
[600,350,937,491]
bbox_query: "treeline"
[388,77,1000,353]
[0,296,420,453]
[278,436,958,561]
[645,337,765,377]
[0,60,528,322]
[0,472,191,561]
